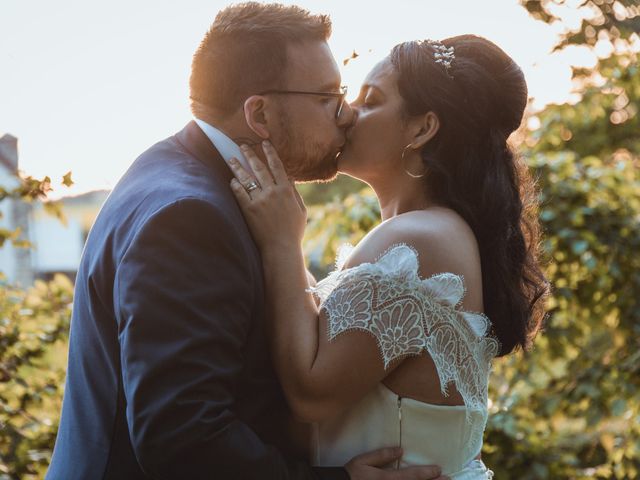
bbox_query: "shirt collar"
[194,118,254,174]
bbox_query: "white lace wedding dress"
[308,244,499,479]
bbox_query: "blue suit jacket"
[46,122,348,480]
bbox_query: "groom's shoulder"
[135,135,217,190]
[95,135,238,238]
[118,135,225,204]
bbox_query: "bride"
[228,35,548,479]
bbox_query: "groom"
[47,3,446,479]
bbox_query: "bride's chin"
[336,153,353,174]
[336,150,354,169]
[336,157,366,182]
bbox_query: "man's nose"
[337,102,356,129]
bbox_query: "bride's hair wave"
[390,34,549,356]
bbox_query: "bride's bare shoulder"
[344,207,483,308]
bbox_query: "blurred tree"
[521,0,640,50]
[0,175,73,480]
[486,3,640,478]
[0,276,72,480]
[298,174,367,206]
[304,2,640,478]
[521,0,640,160]
[484,150,640,479]
[304,188,379,277]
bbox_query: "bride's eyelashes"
[352,88,377,108]
[358,94,378,111]
[352,85,371,106]
[363,92,377,107]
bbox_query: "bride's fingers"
[261,140,288,185]
[240,144,274,187]
[228,157,258,191]
[229,178,251,210]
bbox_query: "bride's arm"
[259,240,399,422]
[228,143,397,421]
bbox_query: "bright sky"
[0,0,596,198]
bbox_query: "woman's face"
[337,58,410,182]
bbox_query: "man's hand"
[345,448,450,480]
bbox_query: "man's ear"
[411,111,440,149]
[243,95,272,140]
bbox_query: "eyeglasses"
[258,85,348,119]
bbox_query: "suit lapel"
[174,121,234,184]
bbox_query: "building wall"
[30,215,84,275]
[0,134,108,285]
[28,190,108,280]
[0,164,34,286]
[0,180,108,285]
[11,200,34,285]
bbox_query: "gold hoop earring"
[402,143,426,179]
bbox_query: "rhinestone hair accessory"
[424,39,455,77]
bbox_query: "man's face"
[269,41,353,182]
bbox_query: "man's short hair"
[190,2,332,118]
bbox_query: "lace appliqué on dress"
[309,243,500,415]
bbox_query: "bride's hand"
[228,141,307,253]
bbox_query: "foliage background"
[1,1,638,478]
[0,179,73,479]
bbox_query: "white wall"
[30,216,84,274]
[0,166,24,284]
[1,161,101,282]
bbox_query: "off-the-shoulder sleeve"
[308,244,500,413]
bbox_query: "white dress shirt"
[194,118,254,174]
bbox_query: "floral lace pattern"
[309,243,500,416]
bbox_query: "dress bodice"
[311,383,487,477]
[308,244,498,478]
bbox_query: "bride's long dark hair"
[390,35,548,356]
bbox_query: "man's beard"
[275,110,340,183]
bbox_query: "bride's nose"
[337,102,357,129]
